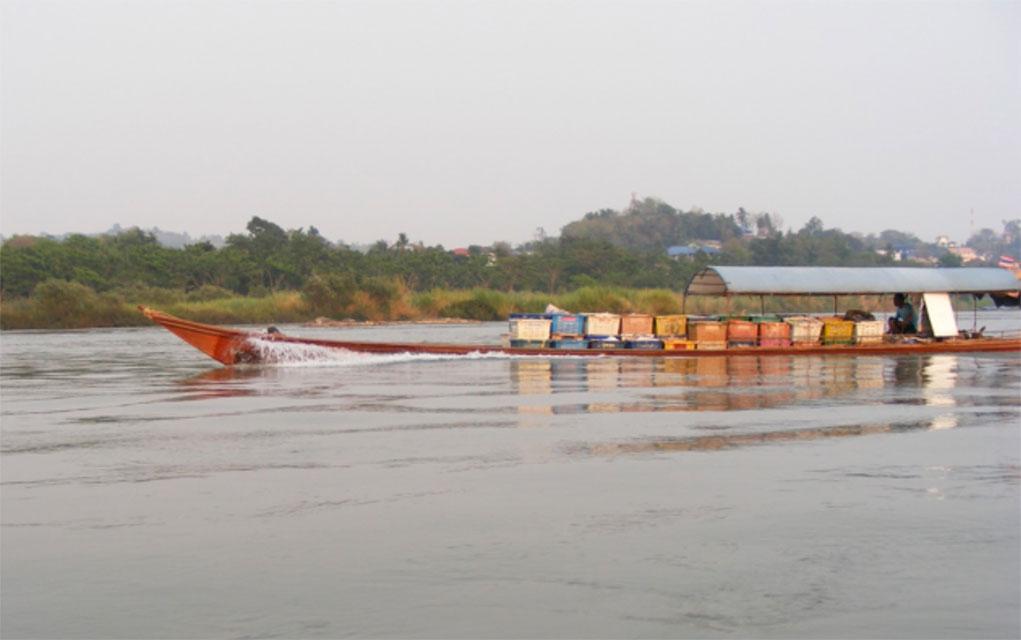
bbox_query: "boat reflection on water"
[922,355,959,429]
[510,353,988,446]
[574,420,941,455]
[174,366,264,400]
[510,354,891,415]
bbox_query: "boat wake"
[241,336,532,367]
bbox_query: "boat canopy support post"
[760,295,765,315]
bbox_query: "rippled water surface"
[2,313,1020,639]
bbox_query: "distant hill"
[560,198,757,252]
[0,224,225,249]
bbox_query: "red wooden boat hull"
[140,307,1021,366]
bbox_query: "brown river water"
[2,312,1019,639]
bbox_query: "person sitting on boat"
[888,293,917,334]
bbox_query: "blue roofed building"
[667,244,722,259]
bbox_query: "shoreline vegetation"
[3,212,1015,332]
[0,278,938,331]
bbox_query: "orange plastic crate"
[727,319,758,342]
[620,314,654,335]
[758,321,791,340]
[688,321,726,343]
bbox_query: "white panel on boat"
[922,293,959,338]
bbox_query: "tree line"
[2,203,1018,308]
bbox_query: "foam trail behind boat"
[242,336,523,367]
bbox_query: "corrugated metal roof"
[684,266,1020,296]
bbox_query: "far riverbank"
[0,280,980,331]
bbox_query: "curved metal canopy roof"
[684,267,1020,296]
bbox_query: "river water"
[2,312,1019,639]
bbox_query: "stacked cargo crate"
[852,319,884,344]
[687,318,727,350]
[726,317,758,348]
[584,313,622,349]
[785,316,823,345]
[619,313,662,349]
[504,311,886,351]
[756,316,792,347]
[507,314,551,348]
[820,317,854,345]
[655,315,693,350]
[547,313,587,350]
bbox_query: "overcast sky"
[2,0,1018,248]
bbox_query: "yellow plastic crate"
[662,338,696,350]
[821,318,854,345]
[654,314,687,336]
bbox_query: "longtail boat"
[142,267,1020,366]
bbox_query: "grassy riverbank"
[0,279,899,330]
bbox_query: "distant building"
[890,245,917,261]
[948,246,979,263]
[936,235,950,248]
[667,244,721,259]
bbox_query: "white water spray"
[241,336,544,368]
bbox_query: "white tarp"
[921,293,958,338]
[685,266,1020,296]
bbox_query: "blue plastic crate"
[588,339,623,350]
[625,339,664,350]
[548,313,584,335]
[549,338,588,350]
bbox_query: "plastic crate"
[509,339,548,349]
[620,314,654,335]
[548,313,584,336]
[758,321,791,340]
[584,313,620,336]
[588,338,623,350]
[688,321,727,343]
[821,318,854,345]
[853,320,884,344]
[759,338,792,347]
[727,319,758,343]
[696,341,727,350]
[625,339,664,350]
[549,338,588,350]
[508,317,551,340]
[662,338,696,350]
[785,317,823,344]
[654,315,687,336]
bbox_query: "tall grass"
[3,278,963,331]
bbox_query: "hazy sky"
[2,0,1018,248]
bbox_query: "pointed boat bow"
[139,306,254,365]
